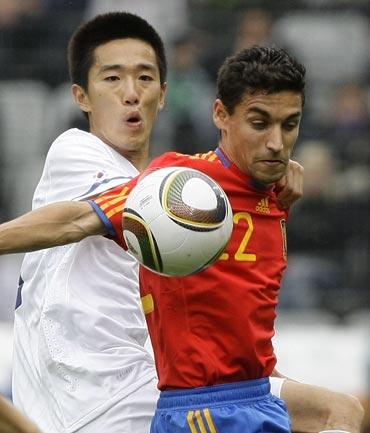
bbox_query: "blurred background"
[0,0,369,429]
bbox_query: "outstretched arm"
[0,201,107,255]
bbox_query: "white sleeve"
[270,376,286,398]
[33,130,138,207]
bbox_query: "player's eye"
[283,121,299,131]
[251,120,267,130]
[140,74,154,82]
[105,75,120,82]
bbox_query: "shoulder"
[38,129,137,201]
[47,128,111,163]
[45,128,136,180]
[148,150,222,171]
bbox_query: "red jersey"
[92,149,289,390]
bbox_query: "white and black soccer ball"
[122,166,233,276]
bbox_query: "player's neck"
[217,145,273,191]
[121,150,150,171]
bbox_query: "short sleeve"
[33,129,138,208]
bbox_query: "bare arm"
[271,369,364,433]
[281,380,364,433]
[0,395,41,433]
[0,201,107,255]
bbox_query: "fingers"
[277,160,304,209]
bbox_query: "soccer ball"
[122,166,233,276]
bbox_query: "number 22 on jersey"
[219,212,257,262]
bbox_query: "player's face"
[214,91,302,185]
[72,38,166,167]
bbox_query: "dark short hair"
[217,46,306,113]
[68,12,167,90]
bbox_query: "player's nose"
[122,78,139,105]
[266,127,283,152]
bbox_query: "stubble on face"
[218,91,302,186]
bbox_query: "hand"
[276,160,304,209]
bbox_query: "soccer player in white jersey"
[12,12,167,433]
[8,12,363,433]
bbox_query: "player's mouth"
[260,159,285,167]
[262,159,284,167]
[123,111,143,130]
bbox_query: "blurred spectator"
[0,0,41,29]
[0,1,86,86]
[233,8,275,52]
[84,0,189,45]
[0,0,43,80]
[282,138,370,315]
[273,10,370,135]
[327,82,370,167]
[162,32,217,154]
[281,140,349,312]
[42,0,88,12]
[193,8,277,84]
[274,11,370,86]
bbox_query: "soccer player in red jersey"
[96,146,291,392]
[0,46,364,432]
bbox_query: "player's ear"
[158,82,167,112]
[72,84,91,114]
[213,99,228,130]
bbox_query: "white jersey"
[12,129,157,433]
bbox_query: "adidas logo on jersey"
[255,197,270,214]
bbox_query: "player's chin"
[256,170,285,186]
[119,133,146,150]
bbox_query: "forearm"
[0,395,40,433]
[0,201,106,255]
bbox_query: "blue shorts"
[150,378,291,433]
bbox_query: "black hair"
[217,46,306,113]
[68,12,167,90]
